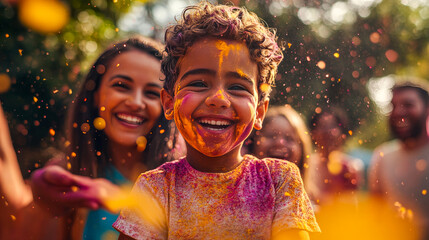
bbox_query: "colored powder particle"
[67,162,72,170]
[260,83,270,93]
[10,215,16,221]
[71,186,79,192]
[333,52,340,58]
[348,130,353,136]
[71,152,77,158]
[33,96,38,103]
[422,189,427,196]
[49,128,55,136]
[100,106,106,111]
[160,129,165,134]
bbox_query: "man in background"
[369,81,429,239]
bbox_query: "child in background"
[245,105,312,177]
[114,2,320,239]
[30,37,184,239]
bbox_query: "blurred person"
[305,107,364,205]
[369,81,429,239]
[245,104,312,177]
[30,37,184,240]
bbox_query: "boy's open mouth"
[197,118,233,131]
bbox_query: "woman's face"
[94,50,163,147]
[311,113,344,150]
[253,115,303,166]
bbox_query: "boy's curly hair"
[161,1,283,101]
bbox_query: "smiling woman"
[29,37,184,240]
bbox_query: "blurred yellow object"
[18,0,70,34]
[0,73,11,93]
[311,193,421,240]
[104,186,166,231]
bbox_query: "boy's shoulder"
[243,154,300,176]
[138,158,185,180]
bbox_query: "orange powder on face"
[215,40,242,71]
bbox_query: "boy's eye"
[229,84,251,93]
[229,84,246,91]
[187,80,207,88]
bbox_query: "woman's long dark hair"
[65,37,179,177]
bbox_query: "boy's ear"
[161,88,174,120]
[254,99,269,130]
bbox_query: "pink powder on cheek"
[236,123,254,143]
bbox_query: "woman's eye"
[112,82,130,90]
[146,90,160,98]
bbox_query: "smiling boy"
[114,2,319,239]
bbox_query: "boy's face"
[162,38,268,157]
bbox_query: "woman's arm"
[0,102,32,210]
[31,165,122,215]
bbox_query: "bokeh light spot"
[136,136,147,152]
[94,117,106,130]
[18,0,70,34]
[317,61,326,69]
[81,123,90,133]
[0,73,11,93]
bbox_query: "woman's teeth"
[116,113,144,125]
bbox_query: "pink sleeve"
[113,174,167,240]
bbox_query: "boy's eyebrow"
[226,71,254,84]
[180,68,254,85]
[180,68,216,80]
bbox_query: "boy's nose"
[205,89,231,108]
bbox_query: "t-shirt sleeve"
[270,161,321,235]
[113,173,167,240]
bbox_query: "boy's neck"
[185,143,244,173]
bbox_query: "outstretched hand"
[31,165,122,215]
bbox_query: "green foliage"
[0,0,428,173]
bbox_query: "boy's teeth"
[116,113,144,124]
[199,119,230,126]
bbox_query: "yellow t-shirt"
[113,154,320,239]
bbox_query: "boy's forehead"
[184,38,248,56]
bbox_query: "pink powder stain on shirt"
[113,155,320,239]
